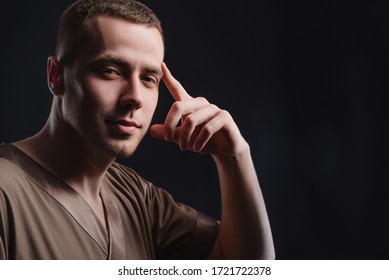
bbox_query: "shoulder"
[0,144,28,183]
[106,162,157,197]
[0,144,43,197]
[0,158,29,189]
[105,162,179,208]
[107,162,151,187]
[0,157,35,209]
[0,157,18,171]
[108,162,147,182]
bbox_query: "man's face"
[61,16,164,158]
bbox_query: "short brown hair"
[56,0,163,64]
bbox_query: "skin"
[13,16,275,259]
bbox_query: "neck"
[13,111,114,200]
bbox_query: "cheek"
[144,93,159,116]
[81,79,119,109]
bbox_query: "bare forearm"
[212,142,275,259]
[149,63,274,259]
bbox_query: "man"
[0,0,274,259]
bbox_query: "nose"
[119,77,142,110]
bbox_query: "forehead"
[78,15,164,64]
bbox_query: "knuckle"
[184,115,195,125]
[195,96,208,104]
[208,104,219,112]
[219,109,231,118]
[171,101,182,112]
[202,123,214,136]
[183,115,196,129]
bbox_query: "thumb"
[150,124,182,143]
[149,124,165,140]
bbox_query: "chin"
[87,126,146,159]
[102,139,140,159]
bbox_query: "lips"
[106,119,141,136]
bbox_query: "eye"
[141,75,159,87]
[100,66,122,79]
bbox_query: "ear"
[47,56,64,96]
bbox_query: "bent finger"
[163,97,209,141]
[192,110,230,152]
[178,104,220,151]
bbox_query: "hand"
[149,63,248,158]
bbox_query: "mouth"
[106,119,141,136]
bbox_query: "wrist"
[212,139,250,163]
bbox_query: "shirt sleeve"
[0,186,7,260]
[0,236,5,260]
[108,162,219,260]
[146,184,219,259]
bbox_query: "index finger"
[162,62,192,101]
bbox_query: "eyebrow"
[92,55,163,78]
[144,66,163,79]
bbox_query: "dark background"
[1,0,388,259]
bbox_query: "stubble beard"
[100,131,146,159]
[63,93,150,160]
[90,115,149,159]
